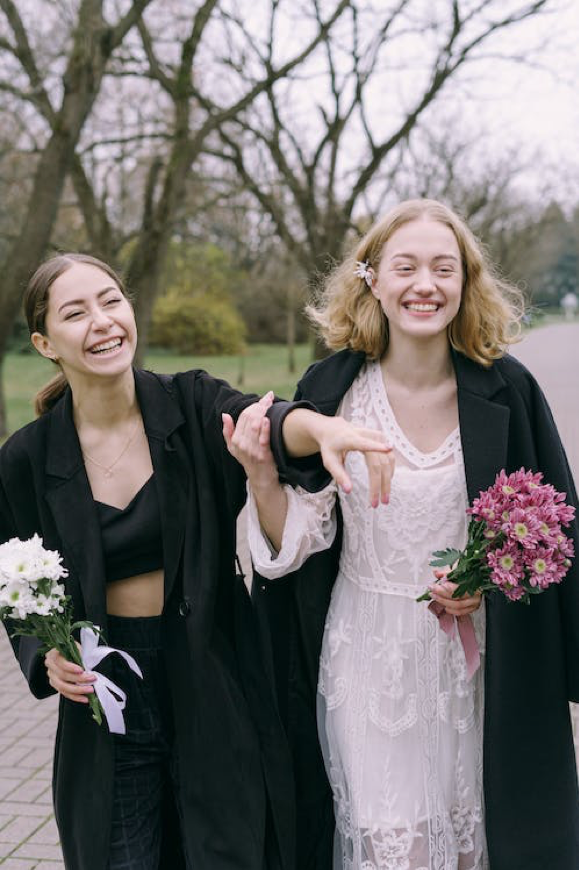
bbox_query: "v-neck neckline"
[368,360,460,466]
[94,473,154,513]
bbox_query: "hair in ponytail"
[24,253,128,415]
[33,372,69,417]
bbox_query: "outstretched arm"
[280,407,395,507]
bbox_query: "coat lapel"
[44,371,189,624]
[453,351,510,503]
[44,389,108,628]
[133,370,189,605]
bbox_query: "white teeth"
[405,303,438,312]
[90,338,121,354]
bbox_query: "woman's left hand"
[428,569,482,617]
[222,391,278,488]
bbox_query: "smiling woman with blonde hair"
[307,199,524,365]
[228,199,579,870]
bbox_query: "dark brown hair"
[24,253,127,416]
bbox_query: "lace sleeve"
[247,481,337,579]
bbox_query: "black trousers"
[105,615,191,870]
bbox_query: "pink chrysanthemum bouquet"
[418,468,575,605]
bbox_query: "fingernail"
[382,493,389,505]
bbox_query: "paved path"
[1,322,578,867]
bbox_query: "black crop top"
[95,475,164,583]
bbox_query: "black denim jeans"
[105,615,191,870]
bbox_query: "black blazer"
[0,368,297,870]
[258,348,579,870]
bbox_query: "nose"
[413,267,436,292]
[90,305,114,330]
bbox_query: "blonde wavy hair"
[307,199,524,366]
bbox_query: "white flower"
[353,260,374,288]
[0,535,68,591]
[0,579,38,620]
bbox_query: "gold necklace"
[82,418,143,479]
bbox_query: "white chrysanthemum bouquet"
[0,535,141,732]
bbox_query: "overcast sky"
[440,1,579,205]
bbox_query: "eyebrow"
[57,286,120,314]
[390,253,460,262]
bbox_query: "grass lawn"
[4,343,314,436]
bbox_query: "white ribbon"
[80,627,143,735]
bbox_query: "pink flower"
[502,506,542,549]
[487,543,525,591]
[426,468,575,608]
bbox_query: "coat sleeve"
[0,475,54,700]
[267,380,334,492]
[177,369,318,516]
[525,376,579,701]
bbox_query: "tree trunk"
[0,127,92,435]
[0,0,152,436]
[0,357,7,439]
[128,133,196,366]
[287,290,296,374]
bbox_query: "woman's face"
[32,262,137,382]
[371,218,463,344]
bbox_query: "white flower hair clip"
[354,260,374,287]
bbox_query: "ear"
[367,269,379,297]
[31,331,58,361]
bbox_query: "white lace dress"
[249,361,488,870]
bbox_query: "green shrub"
[150,292,246,355]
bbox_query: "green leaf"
[416,590,432,602]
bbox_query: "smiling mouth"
[403,302,440,312]
[89,338,122,355]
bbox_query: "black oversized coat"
[0,368,297,870]
[257,348,579,870]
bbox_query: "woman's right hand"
[311,414,395,507]
[281,408,395,506]
[45,647,96,703]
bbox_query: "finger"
[45,649,85,676]
[237,401,269,439]
[357,428,389,444]
[47,662,96,684]
[48,671,95,699]
[258,417,271,449]
[222,413,235,449]
[257,391,274,407]
[54,682,94,703]
[380,453,395,504]
[364,453,383,508]
[353,436,392,454]
[432,568,451,581]
[321,451,352,492]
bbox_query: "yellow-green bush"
[150,292,246,355]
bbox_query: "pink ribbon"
[428,601,481,680]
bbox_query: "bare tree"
[61,0,350,363]
[0,0,153,434]
[212,0,554,352]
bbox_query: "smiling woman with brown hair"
[1,252,393,870]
